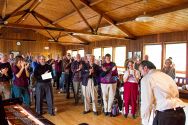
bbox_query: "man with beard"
[34,55,55,116]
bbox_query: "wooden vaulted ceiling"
[0,0,188,45]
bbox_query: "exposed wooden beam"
[117,2,188,25]
[79,0,135,38]
[95,14,102,33]
[15,11,28,24]
[32,11,90,43]
[49,0,104,26]
[3,0,32,21]
[58,32,133,40]
[2,0,7,19]
[69,0,94,32]
[15,0,42,24]
[5,10,27,18]
[89,0,104,6]
[31,11,60,27]
[58,42,89,45]
[56,0,141,30]
[4,23,133,40]
[31,12,57,42]
[57,32,62,40]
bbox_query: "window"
[72,50,78,58]
[93,48,101,60]
[115,46,126,67]
[165,43,186,77]
[144,45,162,69]
[103,47,112,57]
[78,49,84,57]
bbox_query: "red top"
[12,65,29,87]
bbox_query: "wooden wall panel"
[0,28,64,58]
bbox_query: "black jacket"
[81,63,101,86]
[34,64,52,83]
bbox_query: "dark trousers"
[56,72,61,90]
[0,95,8,125]
[153,108,185,125]
[36,82,54,114]
[65,73,72,98]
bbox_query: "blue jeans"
[13,85,30,106]
[59,72,65,90]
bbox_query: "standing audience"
[123,60,140,119]
[12,55,30,107]
[0,53,13,99]
[81,55,100,115]
[71,54,83,104]
[54,55,62,90]
[161,58,176,80]
[100,54,118,116]
[34,55,55,116]
[63,53,72,99]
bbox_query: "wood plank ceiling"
[0,0,188,45]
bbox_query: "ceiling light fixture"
[44,46,49,50]
[135,12,154,22]
[135,0,154,22]
[48,39,55,42]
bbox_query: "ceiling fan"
[48,38,89,45]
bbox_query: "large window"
[144,45,162,69]
[93,48,101,60]
[78,49,84,57]
[72,50,78,58]
[165,43,186,77]
[103,47,112,57]
[115,46,126,67]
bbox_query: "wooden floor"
[31,88,188,125]
[38,89,141,125]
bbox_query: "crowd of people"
[0,52,186,125]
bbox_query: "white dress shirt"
[141,69,187,125]
[123,69,140,83]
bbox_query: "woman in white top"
[123,60,140,119]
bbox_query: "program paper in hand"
[41,72,52,80]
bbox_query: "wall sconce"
[16,41,21,46]
[44,46,49,50]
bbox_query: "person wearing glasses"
[123,60,140,119]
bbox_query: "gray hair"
[38,55,45,59]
